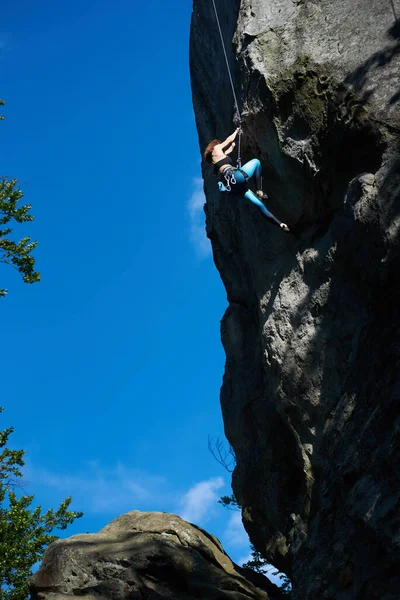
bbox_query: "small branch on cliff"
[208,436,236,473]
[218,494,241,511]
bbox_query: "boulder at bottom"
[30,510,283,600]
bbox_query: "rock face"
[30,511,283,600]
[190,1,400,599]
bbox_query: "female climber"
[204,128,289,231]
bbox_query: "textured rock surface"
[190,1,400,599]
[30,511,283,600]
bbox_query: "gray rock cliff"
[190,1,400,599]
[30,511,283,600]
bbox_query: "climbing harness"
[211,0,243,167]
[222,167,237,192]
[219,167,250,194]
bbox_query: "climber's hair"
[204,139,221,164]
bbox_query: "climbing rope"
[236,120,242,168]
[211,0,243,167]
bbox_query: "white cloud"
[224,511,249,547]
[177,476,224,524]
[26,461,168,514]
[187,177,211,259]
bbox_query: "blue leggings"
[224,159,281,226]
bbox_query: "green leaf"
[0,174,40,296]
[0,408,83,600]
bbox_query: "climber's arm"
[221,128,239,149]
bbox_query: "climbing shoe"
[257,192,270,201]
[280,223,290,232]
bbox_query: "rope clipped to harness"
[211,0,243,168]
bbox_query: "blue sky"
[0,0,281,582]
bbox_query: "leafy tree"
[242,543,267,573]
[242,544,292,597]
[0,99,40,297]
[0,408,83,600]
[209,438,292,596]
[219,494,292,597]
